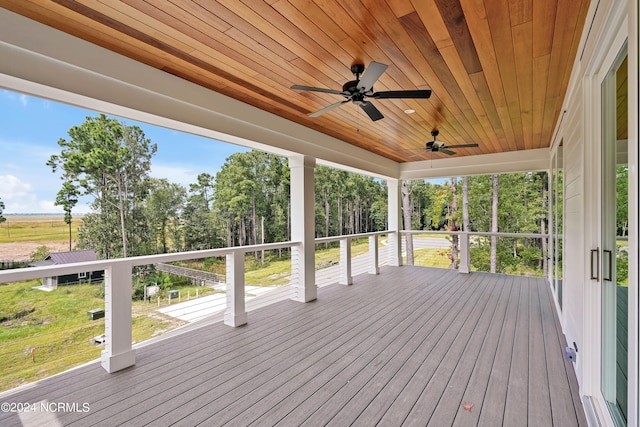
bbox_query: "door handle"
[590,248,599,280]
[603,249,613,281]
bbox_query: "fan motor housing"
[342,80,359,94]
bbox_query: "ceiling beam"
[399,148,550,179]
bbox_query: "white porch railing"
[0,230,545,378]
[0,241,300,374]
[315,231,389,285]
[401,230,550,274]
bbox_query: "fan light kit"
[291,62,432,121]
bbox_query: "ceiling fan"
[419,130,479,156]
[291,61,432,121]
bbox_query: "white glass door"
[600,50,628,426]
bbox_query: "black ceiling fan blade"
[440,148,456,156]
[371,89,432,99]
[445,143,479,148]
[309,99,350,117]
[357,62,388,91]
[360,101,384,121]
[291,85,345,96]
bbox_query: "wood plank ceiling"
[0,0,590,163]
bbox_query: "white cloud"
[2,90,29,107]
[150,163,199,188]
[0,174,33,197]
[0,175,79,214]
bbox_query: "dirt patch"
[0,241,71,262]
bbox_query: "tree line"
[41,115,553,275]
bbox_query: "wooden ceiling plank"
[508,0,533,26]
[460,0,517,152]
[532,0,556,58]
[283,0,349,43]
[513,21,534,150]
[394,12,491,150]
[441,46,501,151]
[439,44,501,153]
[399,11,496,153]
[470,71,505,144]
[545,0,586,103]
[434,0,482,74]
[198,1,299,63]
[139,0,347,113]
[84,0,193,53]
[119,0,271,81]
[410,0,454,50]
[1,0,590,163]
[385,0,415,18]
[532,54,551,148]
[541,0,589,149]
[271,0,357,81]
[485,0,524,151]
[170,0,233,33]
[358,0,430,88]
[213,0,346,82]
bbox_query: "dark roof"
[44,250,98,265]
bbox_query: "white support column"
[101,262,135,373]
[387,178,403,266]
[224,251,247,327]
[369,234,380,275]
[290,154,317,302]
[339,237,353,285]
[459,232,470,274]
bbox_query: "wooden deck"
[0,267,587,426]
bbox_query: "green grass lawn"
[0,216,80,243]
[0,280,181,392]
[413,247,453,268]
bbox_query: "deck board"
[528,276,554,426]
[0,267,587,427]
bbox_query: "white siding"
[551,1,637,425]
[561,88,586,385]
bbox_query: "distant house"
[30,250,104,289]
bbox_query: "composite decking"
[0,266,586,426]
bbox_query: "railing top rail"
[314,230,390,244]
[0,241,301,283]
[400,230,549,239]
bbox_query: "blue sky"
[0,89,247,214]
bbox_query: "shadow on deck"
[0,266,587,426]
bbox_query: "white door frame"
[583,4,635,424]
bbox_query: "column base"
[224,312,248,327]
[101,349,135,373]
[291,284,317,303]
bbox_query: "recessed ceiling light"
[404,109,415,114]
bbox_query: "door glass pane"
[556,144,563,308]
[601,53,628,426]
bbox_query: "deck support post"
[339,237,352,285]
[290,155,317,302]
[369,234,380,275]
[101,262,135,373]
[387,178,403,267]
[459,232,470,273]
[224,251,247,327]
